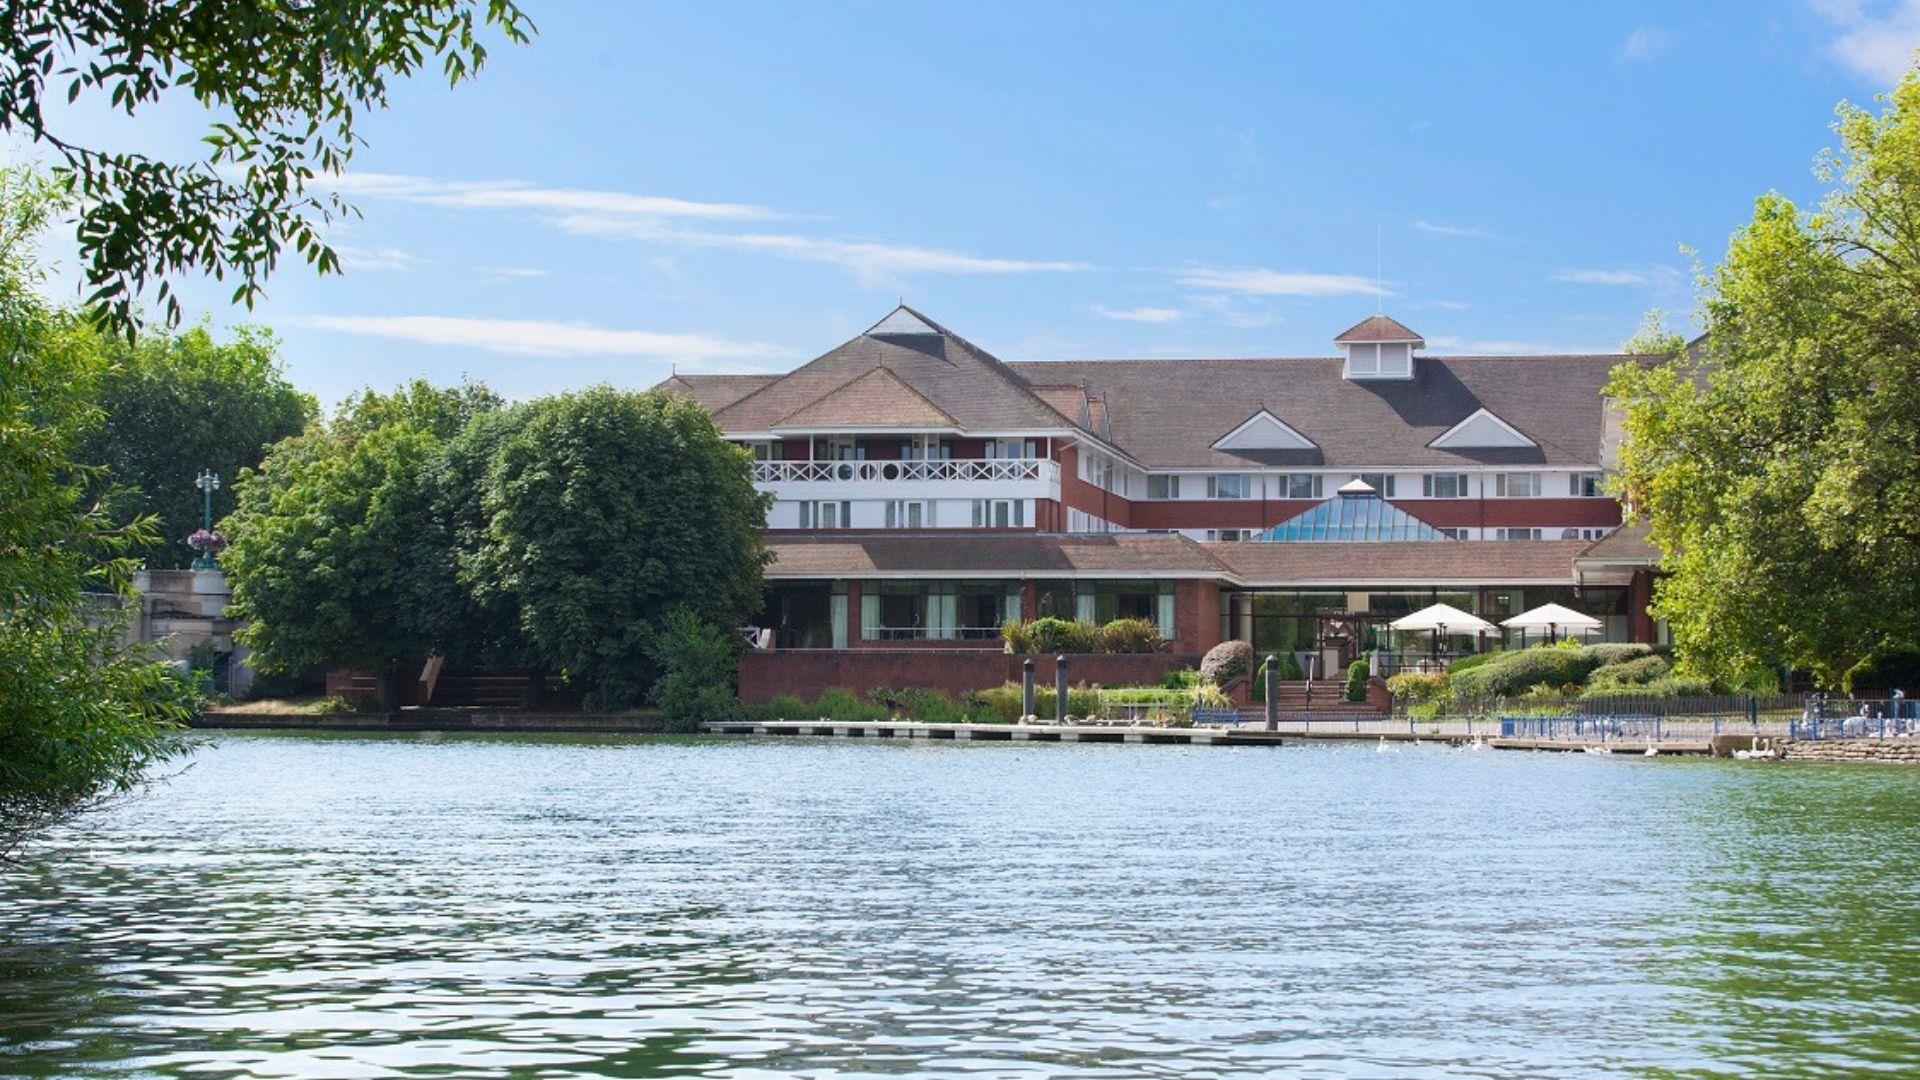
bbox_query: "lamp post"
[191,469,221,569]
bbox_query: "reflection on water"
[2,732,1917,1077]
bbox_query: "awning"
[1501,603,1602,633]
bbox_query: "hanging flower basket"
[186,528,228,555]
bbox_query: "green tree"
[1622,309,1687,356]
[1607,66,1920,689]
[0,0,532,331]
[0,172,188,857]
[472,388,769,710]
[222,381,496,701]
[75,324,315,568]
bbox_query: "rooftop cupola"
[1334,314,1422,381]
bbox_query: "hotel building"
[660,306,1660,700]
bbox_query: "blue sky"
[19,1,1920,405]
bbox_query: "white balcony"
[751,457,1060,505]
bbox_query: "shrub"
[763,694,809,720]
[1386,671,1449,705]
[1450,646,1603,699]
[1025,616,1098,655]
[1584,654,1671,691]
[1344,658,1371,702]
[648,609,744,732]
[1201,640,1253,686]
[1279,652,1304,680]
[1447,650,1502,674]
[1094,617,1163,654]
[811,688,888,724]
[1000,618,1034,655]
[1160,667,1204,690]
[885,688,966,724]
[1584,643,1655,667]
[967,682,1099,722]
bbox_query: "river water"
[2,732,1917,1078]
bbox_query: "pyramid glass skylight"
[1252,492,1449,542]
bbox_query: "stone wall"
[1779,738,1920,764]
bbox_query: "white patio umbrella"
[1501,602,1602,643]
[1389,603,1495,664]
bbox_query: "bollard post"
[1022,657,1035,719]
[1055,654,1069,724]
[1264,654,1278,732]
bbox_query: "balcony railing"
[751,459,1052,484]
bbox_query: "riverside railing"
[751,459,1053,484]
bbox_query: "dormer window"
[1334,315,1422,381]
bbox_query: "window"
[986,438,1038,459]
[819,437,864,461]
[1437,527,1466,539]
[971,499,1025,528]
[1356,473,1396,497]
[1571,472,1604,497]
[1561,526,1612,541]
[1346,343,1380,377]
[1495,473,1542,498]
[885,501,934,529]
[901,437,951,461]
[1147,475,1181,500]
[740,440,775,461]
[1284,473,1323,499]
[1496,527,1543,540]
[799,501,853,529]
[1423,473,1470,498]
[1207,528,1250,541]
[1206,473,1250,499]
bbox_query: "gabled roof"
[1428,407,1538,450]
[1212,409,1317,452]
[711,306,1085,435]
[1334,314,1424,345]
[1576,520,1658,564]
[1009,355,1637,468]
[774,367,958,431]
[1253,492,1449,542]
[657,373,781,414]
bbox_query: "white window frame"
[1206,474,1250,500]
[1147,474,1181,500]
[1495,473,1542,498]
[1422,473,1470,499]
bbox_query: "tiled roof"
[765,533,1585,585]
[1334,314,1424,344]
[710,305,1080,435]
[1009,355,1650,467]
[1210,539,1589,585]
[1576,521,1658,564]
[658,373,780,413]
[774,367,958,430]
[765,532,1235,579]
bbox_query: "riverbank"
[195,708,667,734]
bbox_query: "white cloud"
[1422,299,1472,311]
[478,266,550,278]
[1414,219,1493,239]
[1554,268,1650,286]
[334,245,421,271]
[1176,264,1386,297]
[1619,25,1675,62]
[1091,304,1184,323]
[287,314,794,366]
[557,214,1094,281]
[1809,0,1920,82]
[326,172,780,221]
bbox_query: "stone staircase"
[1250,680,1388,719]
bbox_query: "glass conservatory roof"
[1253,490,1450,542]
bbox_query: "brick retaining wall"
[738,649,1201,704]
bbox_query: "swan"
[1643,741,1659,757]
[1584,744,1611,756]
[1376,737,1397,753]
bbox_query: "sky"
[14,1,1920,406]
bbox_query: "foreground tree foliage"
[0,175,188,858]
[76,325,316,568]
[0,0,532,331]
[467,389,770,711]
[225,384,769,711]
[223,381,498,702]
[1608,66,1920,689]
